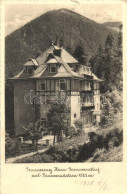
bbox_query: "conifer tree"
[105,33,114,51]
[73,45,88,65]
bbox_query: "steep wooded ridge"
[103,21,122,28]
[5,8,118,78]
[103,21,122,32]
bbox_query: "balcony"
[79,65,92,75]
[81,102,94,107]
[81,103,95,111]
[93,110,101,115]
[79,81,93,92]
[79,89,92,92]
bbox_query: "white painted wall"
[94,94,100,111]
[94,92,101,123]
[70,92,81,126]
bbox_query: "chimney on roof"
[55,36,59,46]
[59,39,63,48]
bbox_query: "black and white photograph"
[5,3,123,164]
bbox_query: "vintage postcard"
[1,0,127,193]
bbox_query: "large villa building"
[11,43,102,136]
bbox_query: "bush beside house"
[14,121,123,163]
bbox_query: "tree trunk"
[53,134,55,145]
[36,140,38,154]
[32,139,34,145]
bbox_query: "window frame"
[50,64,57,73]
[26,67,34,75]
[40,80,46,91]
[80,80,82,90]
[82,96,86,103]
[59,79,67,91]
[41,118,47,126]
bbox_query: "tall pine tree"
[73,45,88,65]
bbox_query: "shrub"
[103,127,123,150]
[5,135,19,158]
[106,127,122,141]
[88,132,104,149]
[14,124,123,163]
[108,137,120,149]
[92,120,97,126]
[77,125,123,161]
[74,119,84,134]
[99,116,107,127]
[5,133,43,158]
[68,126,76,137]
[77,142,95,161]
[23,120,42,146]
[42,125,50,136]
[41,154,54,163]
[88,132,98,142]
[66,145,80,162]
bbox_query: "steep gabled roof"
[11,45,101,81]
[30,55,83,79]
[36,45,78,65]
[31,64,47,78]
[59,48,78,63]
[24,58,39,66]
[31,58,39,66]
[10,70,25,79]
[54,55,82,78]
[47,58,58,63]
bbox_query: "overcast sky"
[5,3,122,36]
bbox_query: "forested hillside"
[5,8,118,79]
[5,9,122,134]
[103,21,122,31]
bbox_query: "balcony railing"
[79,88,92,92]
[81,102,94,107]
[81,104,95,111]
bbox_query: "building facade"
[11,44,102,136]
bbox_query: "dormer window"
[50,64,57,73]
[26,67,34,75]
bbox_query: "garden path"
[6,147,49,163]
[6,135,55,163]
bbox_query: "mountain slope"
[103,21,122,32]
[5,8,118,78]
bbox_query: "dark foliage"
[47,94,70,143]
[5,135,40,158]
[5,9,118,133]
[5,8,117,79]
[89,25,122,93]
[103,21,122,28]
[73,45,88,65]
[15,124,123,163]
